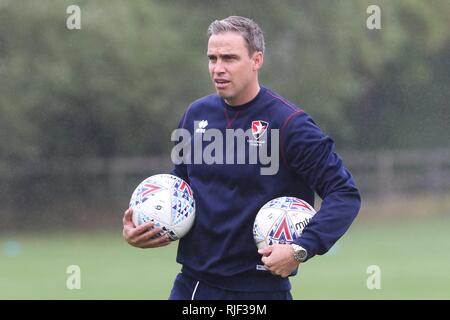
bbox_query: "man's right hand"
[122,208,172,248]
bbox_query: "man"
[123,16,361,300]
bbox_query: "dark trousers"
[169,272,293,300]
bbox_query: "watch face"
[293,245,307,262]
[298,250,307,259]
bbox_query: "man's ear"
[252,51,264,71]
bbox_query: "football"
[253,197,316,249]
[129,174,195,241]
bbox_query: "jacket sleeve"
[282,111,361,261]
[170,109,190,184]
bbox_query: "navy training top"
[171,86,361,292]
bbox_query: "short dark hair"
[207,16,265,55]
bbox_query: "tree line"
[1,0,448,171]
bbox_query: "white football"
[253,197,316,249]
[129,174,195,241]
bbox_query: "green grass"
[1,216,450,299]
[295,216,450,299]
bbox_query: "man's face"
[207,32,263,106]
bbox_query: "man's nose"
[213,60,226,74]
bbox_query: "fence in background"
[342,148,450,198]
[4,148,450,198]
[1,148,449,229]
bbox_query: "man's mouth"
[214,79,230,89]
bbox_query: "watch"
[291,244,308,263]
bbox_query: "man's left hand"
[259,244,299,278]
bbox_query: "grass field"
[1,204,450,299]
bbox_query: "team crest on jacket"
[251,121,268,139]
[249,120,269,147]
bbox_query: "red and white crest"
[251,121,268,139]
